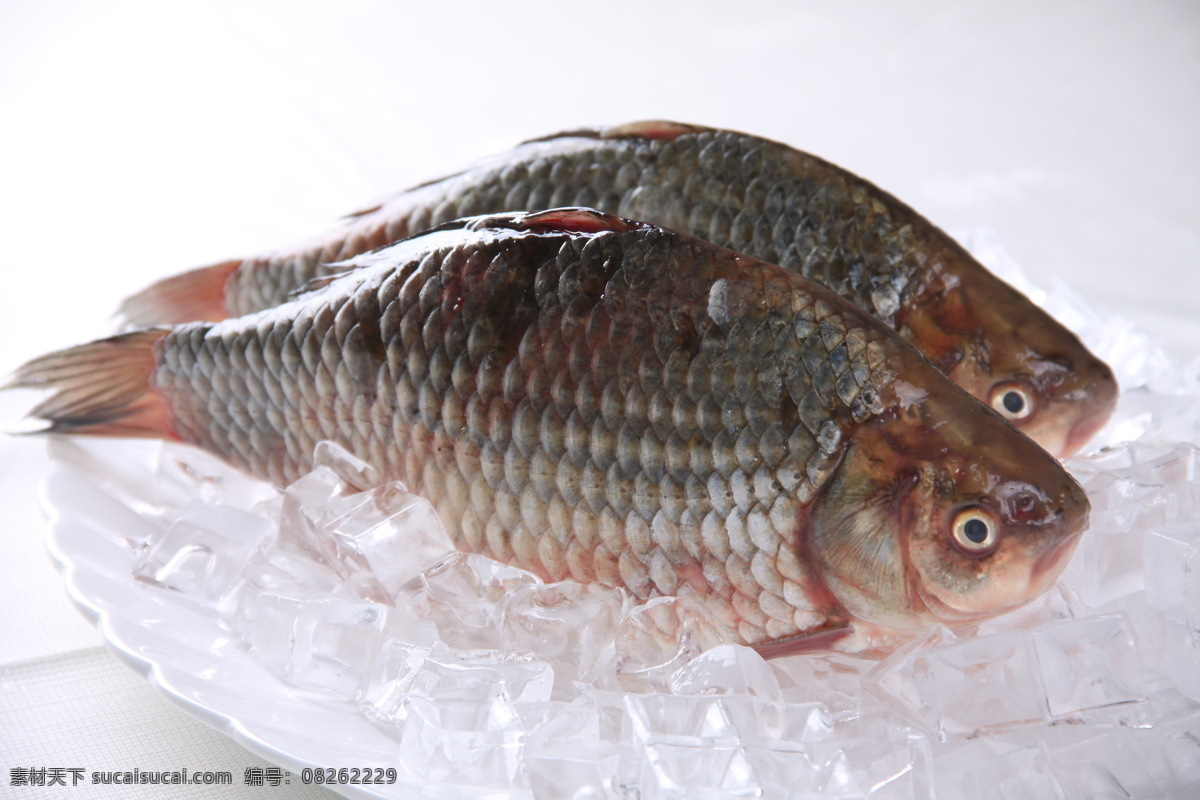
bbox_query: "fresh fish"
[19,209,1089,654]
[120,121,1117,458]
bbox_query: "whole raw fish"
[18,209,1089,654]
[121,121,1117,458]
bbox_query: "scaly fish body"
[123,121,1116,457]
[21,210,1089,653]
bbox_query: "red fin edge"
[751,624,854,660]
[602,120,707,141]
[118,260,239,326]
[6,329,179,441]
[521,120,707,146]
[485,208,639,235]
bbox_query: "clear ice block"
[1029,613,1145,721]
[288,597,392,697]
[420,552,541,650]
[614,596,733,693]
[523,698,619,800]
[617,693,837,799]
[1144,524,1200,632]
[933,737,1063,800]
[362,642,554,727]
[500,581,627,699]
[132,498,272,602]
[871,629,1047,741]
[670,644,783,703]
[397,683,528,790]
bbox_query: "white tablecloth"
[2,2,1197,797]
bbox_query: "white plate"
[41,438,474,800]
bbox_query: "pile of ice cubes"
[74,233,1200,798]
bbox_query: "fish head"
[902,248,1118,458]
[806,367,1090,633]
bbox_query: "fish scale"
[123,122,1118,458]
[14,209,1092,654]
[145,216,893,646]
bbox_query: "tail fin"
[117,260,239,327]
[5,329,177,439]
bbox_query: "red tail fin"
[5,329,177,439]
[118,260,239,326]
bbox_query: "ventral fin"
[751,623,854,660]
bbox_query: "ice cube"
[1046,724,1200,800]
[934,737,1064,800]
[871,629,1047,741]
[319,482,453,602]
[287,597,392,697]
[358,639,432,726]
[773,650,882,726]
[242,592,302,679]
[132,498,272,603]
[1144,525,1200,631]
[397,683,528,790]
[817,719,934,800]
[420,552,540,650]
[156,440,278,510]
[524,698,619,800]
[311,439,383,491]
[500,581,627,699]
[273,465,345,567]
[362,642,554,727]
[973,581,1079,638]
[614,596,734,694]
[670,644,783,704]
[617,693,836,799]
[1029,613,1145,721]
[1152,616,1200,701]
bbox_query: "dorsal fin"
[467,208,642,236]
[515,207,639,234]
[521,120,707,146]
[601,120,707,140]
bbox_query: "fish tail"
[117,259,239,326]
[5,329,177,439]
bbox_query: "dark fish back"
[227,130,925,331]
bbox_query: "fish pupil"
[964,518,989,543]
[1002,391,1025,414]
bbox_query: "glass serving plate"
[35,232,1200,799]
[41,439,438,800]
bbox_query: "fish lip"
[1061,406,1113,458]
[1033,530,1082,582]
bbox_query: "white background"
[1,1,1197,797]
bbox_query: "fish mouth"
[1061,406,1113,458]
[1031,530,1083,586]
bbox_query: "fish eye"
[951,507,999,554]
[989,382,1034,422]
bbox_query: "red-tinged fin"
[117,260,239,326]
[521,120,707,146]
[506,208,640,235]
[601,120,707,140]
[4,329,177,440]
[751,623,854,660]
